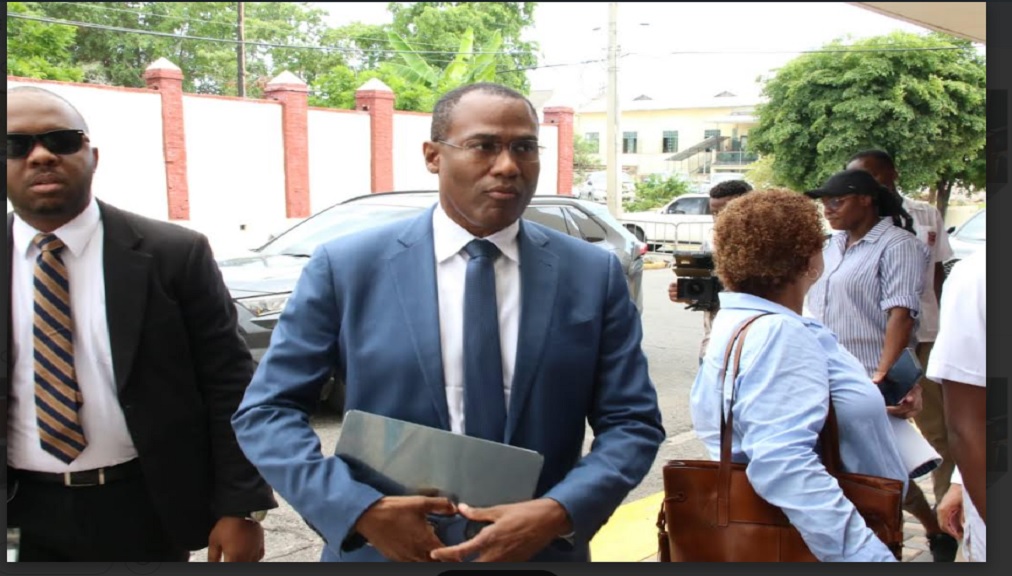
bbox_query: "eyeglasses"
[820,195,852,211]
[437,139,544,163]
[7,130,87,160]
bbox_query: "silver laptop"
[335,410,544,508]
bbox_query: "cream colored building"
[574,91,763,182]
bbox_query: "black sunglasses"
[7,129,87,160]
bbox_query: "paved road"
[190,267,715,562]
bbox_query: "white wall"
[536,124,560,195]
[308,108,372,209]
[6,80,167,219]
[181,96,287,255]
[393,113,439,191]
[7,78,568,255]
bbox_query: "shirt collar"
[13,197,101,259]
[432,201,521,264]
[829,216,895,250]
[718,291,822,328]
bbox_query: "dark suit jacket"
[233,204,665,561]
[5,200,276,551]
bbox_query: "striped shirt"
[805,217,929,377]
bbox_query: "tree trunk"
[935,179,954,221]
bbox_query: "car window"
[955,210,985,241]
[259,203,427,257]
[564,206,608,242]
[671,197,709,215]
[523,205,572,235]
[582,201,640,245]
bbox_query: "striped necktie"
[32,233,87,463]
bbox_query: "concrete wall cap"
[356,78,394,93]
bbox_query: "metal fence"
[620,220,714,255]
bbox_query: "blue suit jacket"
[232,205,665,562]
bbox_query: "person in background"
[804,168,955,562]
[691,188,907,561]
[928,246,986,562]
[5,86,276,561]
[231,82,665,563]
[846,150,957,510]
[668,180,753,364]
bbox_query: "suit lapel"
[505,221,558,442]
[389,207,450,429]
[98,201,151,393]
[6,214,13,401]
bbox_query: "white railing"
[620,220,713,252]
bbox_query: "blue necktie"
[462,239,506,442]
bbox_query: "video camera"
[672,250,722,312]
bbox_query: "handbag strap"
[715,313,847,527]
[716,312,771,526]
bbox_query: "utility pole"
[237,1,246,97]
[605,2,621,218]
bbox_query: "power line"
[8,11,971,79]
[40,1,455,50]
[6,12,531,57]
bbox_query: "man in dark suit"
[232,82,665,562]
[5,86,276,561]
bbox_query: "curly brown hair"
[713,188,825,299]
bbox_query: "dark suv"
[217,191,646,412]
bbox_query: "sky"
[317,2,963,108]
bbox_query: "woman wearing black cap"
[804,169,955,561]
[805,168,926,392]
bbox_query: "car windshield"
[258,203,428,257]
[955,209,985,242]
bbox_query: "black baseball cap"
[805,169,888,199]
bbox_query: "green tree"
[572,134,601,184]
[310,3,538,112]
[624,174,690,212]
[748,31,986,217]
[387,2,538,93]
[380,27,501,110]
[743,155,782,190]
[7,2,83,81]
[11,2,333,96]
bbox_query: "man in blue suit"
[231,82,665,562]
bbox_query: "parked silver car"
[217,191,647,412]
[943,207,985,277]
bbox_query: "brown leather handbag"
[657,313,905,562]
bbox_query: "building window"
[622,131,638,154]
[662,130,679,154]
[704,129,722,140]
[584,132,600,153]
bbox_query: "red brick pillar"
[355,79,395,193]
[543,106,575,196]
[265,72,311,218]
[143,58,189,220]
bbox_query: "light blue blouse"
[690,292,908,562]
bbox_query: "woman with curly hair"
[689,188,907,562]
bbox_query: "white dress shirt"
[432,204,521,435]
[902,197,953,343]
[927,247,986,562]
[8,198,138,472]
